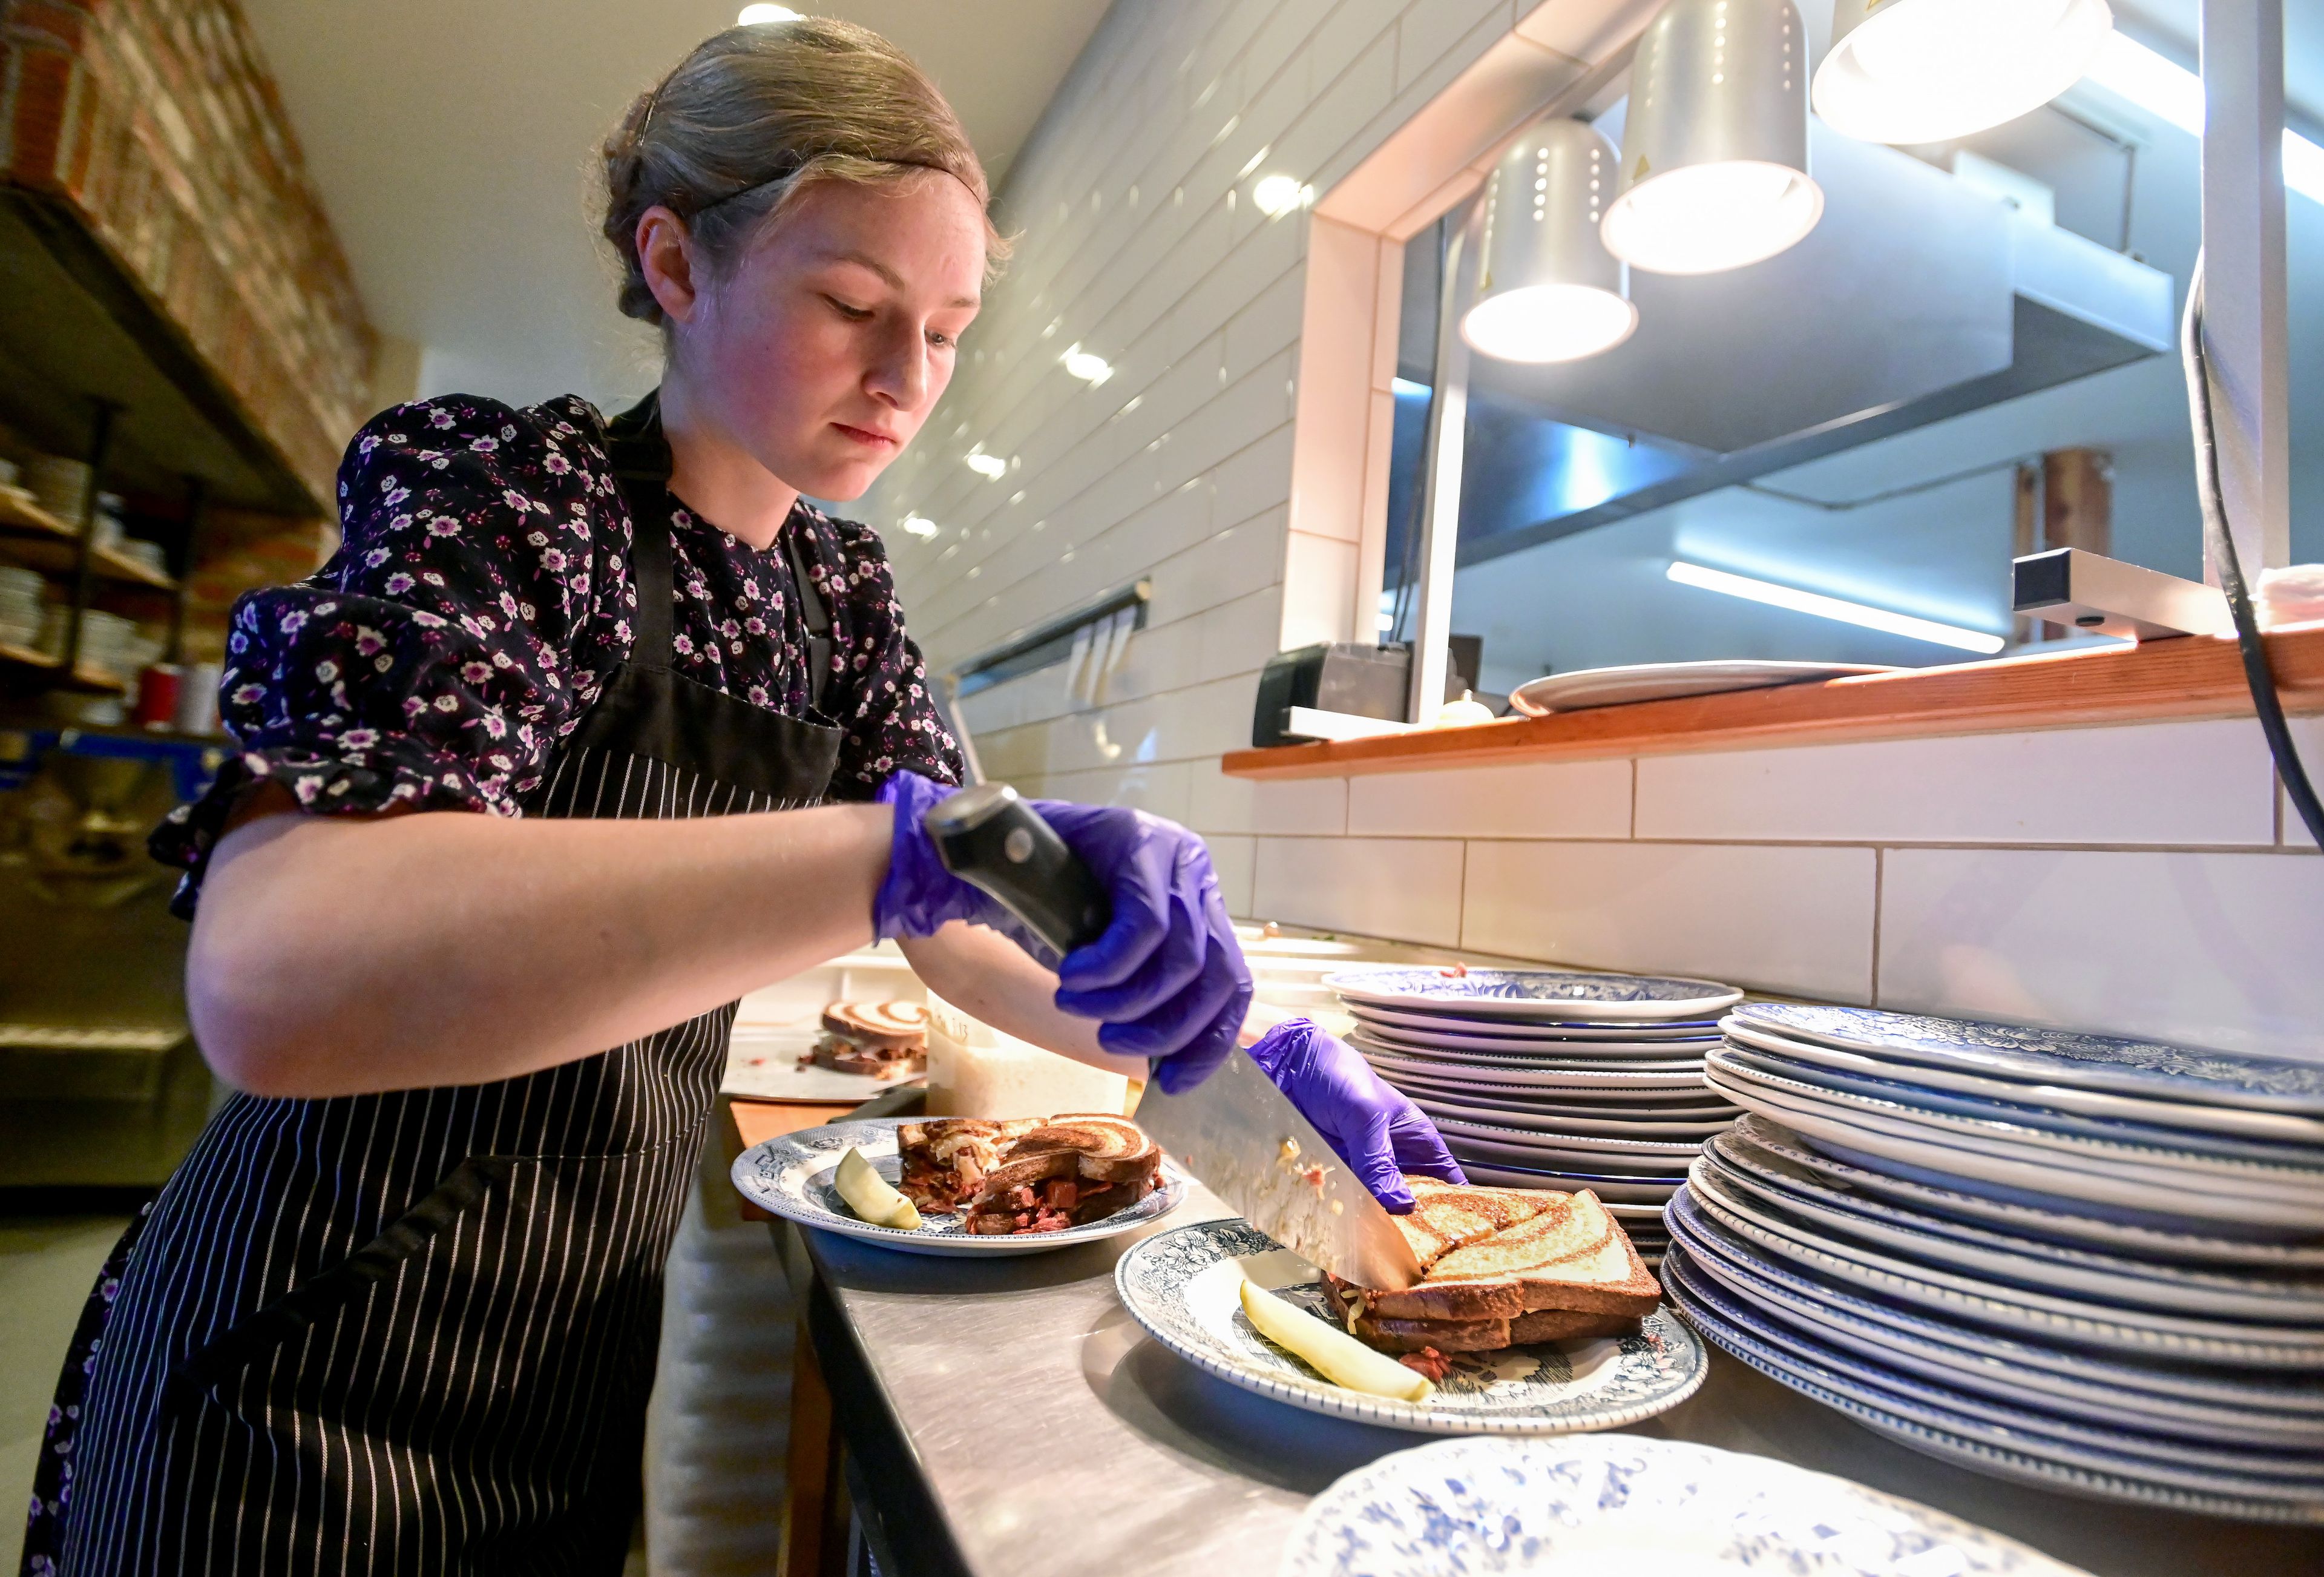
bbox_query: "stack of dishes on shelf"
[0,566,44,648]
[1663,1002,2324,1522]
[1324,966,1744,1270]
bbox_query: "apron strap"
[606,391,677,669]
[606,388,833,709]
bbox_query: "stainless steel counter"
[789,1186,2324,1577]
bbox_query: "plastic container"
[922,990,1138,1119]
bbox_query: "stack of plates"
[1661,1002,2324,1522]
[1325,966,1745,1269]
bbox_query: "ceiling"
[238,0,1114,413]
[2112,0,2324,130]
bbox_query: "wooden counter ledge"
[1221,625,2324,780]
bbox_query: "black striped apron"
[31,397,844,1576]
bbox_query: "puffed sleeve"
[149,394,634,914]
[812,509,967,798]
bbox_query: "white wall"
[865,0,2323,1062]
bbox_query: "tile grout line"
[1869,846,1885,1008]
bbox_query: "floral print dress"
[22,393,961,1574]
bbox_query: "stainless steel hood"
[1416,122,2176,569]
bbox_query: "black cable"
[2182,254,2324,848]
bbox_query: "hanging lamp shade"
[1601,0,1823,276]
[1462,120,1638,363]
[1814,0,2113,145]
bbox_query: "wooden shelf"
[0,489,177,591]
[1222,624,2324,779]
[0,190,321,515]
[0,639,128,694]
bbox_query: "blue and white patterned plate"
[1328,967,1741,1022]
[1666,1216,2324,1452]
[1348,1001,1721,1041]
[1677,1176,2324,1365]
[729,1117,1186,1257]
[1410,1092,1735,1139]
[1705,1060,2324,1234]
[1722,1021,2324,1145]
[1705,1127,2324,1318]
[1112,1218,1704,1435]
[1664,1249,2324,1523]
[1728,1004,2324,1115]
[1450,1160,1684,1203]
[1277,1434,2087,1577]
[1365,1044,1713,1091]
[1354,1019,1717,1059]
[1349,1030,1708,1074]
[1730,1115,2324,1268]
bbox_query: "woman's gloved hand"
[1245,1018,1465,1214]
[873,770,1251,1087]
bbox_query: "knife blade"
[1134,1045,1425,1289]
[926,784,1425,1291]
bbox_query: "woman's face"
[653,173,985,501]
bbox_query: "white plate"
[1326,967,1741,1023]
[1383,1068,1736,1110]
[1351,1032,1706,1075]
[1278,1434,2080,1577]
[1354,1019,1715,1059]
[1508,660,1897,716]
[1112,1219,1705,1437]
[1722,1021,2324,1145]
[1709,1052,2324,1195]
[1410,1093,1733,1139]
[1455,1161,1682,1203]
[1718,1035,2324,1167]
[1368,1045,1714,1090]
[1663,1250,2324,1484]
[1732,1115,2324,1269]
[1663,1207,2324,1437]
[1705,1064,2324,1233]
[1680,1170,2324,1365]
[1727,1003,2324,1116]
[1435,1114,1704,1159]
[1445,1134,1695,1179]
[729,1117,1186,1256]
[1663,1251,2324,1520]
[1705,1127,2324,1319]
[721,1026,914,1104]
[1357,1014,1719,1051]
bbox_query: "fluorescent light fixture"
[1666,560,2005,653]
[900,515,938,539]
[2080,31,2324,203]
[1463,120,1638,363]
[737,4,803,23]
[1601,0,1825,276]
[1252,174,1311,217]
[964,447,1006,479]
[1816,0,2113,145]
[1391,377,1431,398]
[1061,344,1113,384]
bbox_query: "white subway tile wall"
[866,0,2320,1059]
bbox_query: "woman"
[25,19,1459,1576]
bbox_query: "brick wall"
[0,0,374,505]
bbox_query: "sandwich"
[814,1000,930,1079]
[895,1114,1163,1234]
[1322,1179,1659,1375]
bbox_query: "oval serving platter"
[731,1117,1186,1257]
[1114,1218,1704,1436]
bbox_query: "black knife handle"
[925,783,1112,956]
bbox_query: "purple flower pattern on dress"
[148,393,961,914]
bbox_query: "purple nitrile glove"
[873,769,1253,1084]
[1245,1017,1466,1214]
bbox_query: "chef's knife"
[926,785,1425,1291]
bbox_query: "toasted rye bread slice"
[1505,1218,1661,1320]
[1392,1177,1564,1268]
[1346,1305,1639,1355]
[1509,1308,1640,1343]
[1367,1191,1615,1322]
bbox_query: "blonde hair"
[600,18,1006,324]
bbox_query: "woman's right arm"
[189,788,894,1098]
